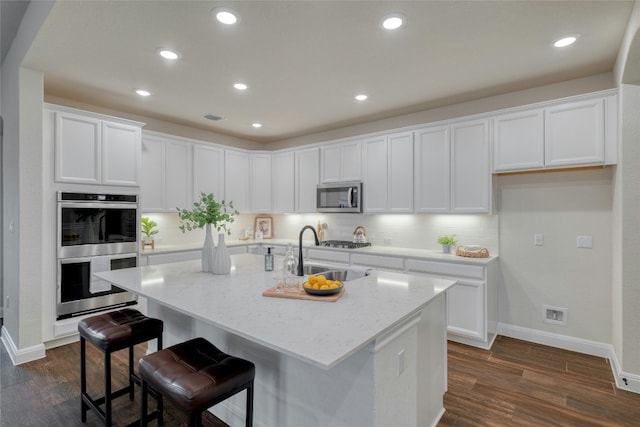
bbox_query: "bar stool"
[78,308,163,426]
[139,337,255,427]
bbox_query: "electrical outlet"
[384,237,392,246]
[397,349,405,376]
[5,296,9,308]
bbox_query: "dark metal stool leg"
[128,345,135,400]
[246,382,254,427]
[105,351,112,426]
[80,337,88,422]
[140,380,148,427]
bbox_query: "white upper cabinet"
[224,150,250,213]
[140,135,165,211]
[545,97,605,168]
[272,151,295,213]
[295,147,320,213]
[492,91,617,173]
[251,153,272,213]
[55,112,102,184]
[193,144,224,203]
[53,108,143,186]
[414,126,450,213]
[415,120,491,214]
[492,109,544,172]
[102,121,141,186]
[140,134,192,212]
[320,140,362,183]
[451,119,491,213]
[164,140,191,211]
[363,132,413,213]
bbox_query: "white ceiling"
[23,1,634,143]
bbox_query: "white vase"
[212,233,232,275]
[202,224,215,273]
[442,244,451,254]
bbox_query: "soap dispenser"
[265,247,274,271]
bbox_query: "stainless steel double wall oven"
[56,192,139,319]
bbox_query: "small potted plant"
[437,235,458,254]
[141,217,158,249]
[177,193,238,274]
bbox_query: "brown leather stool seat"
[139,337,255,427]
[78,308,163,426]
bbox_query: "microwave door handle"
[348,187,353,208]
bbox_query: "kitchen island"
[96,254,455,427]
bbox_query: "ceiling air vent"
[203,114,223,121]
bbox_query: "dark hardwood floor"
[439,336,640,426]
[2,333,640,426]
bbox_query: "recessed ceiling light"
[355,94,368,101]
[380,13,405,30]
[252,123,263,128]
[212,7,239,25]
[234,83,248,90]
[157,49,179,60]
[554,36,578,48]
[136,89,151,97]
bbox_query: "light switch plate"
[577,235,593,249]
[534,234,544,246]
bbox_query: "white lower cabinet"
[405,258,497,349]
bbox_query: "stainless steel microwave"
[317,182,362,213]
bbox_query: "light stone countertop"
[142,239,497,266]
[96,254,455,369]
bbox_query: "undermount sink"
[301,264,352,282]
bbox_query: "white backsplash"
[143,212,499,254]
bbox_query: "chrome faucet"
[298,225,320,276]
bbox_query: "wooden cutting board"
[262,284,345,302]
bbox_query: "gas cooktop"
[320,240,372,249]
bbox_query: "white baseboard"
[1,325,46,365]
[497,322,640,395]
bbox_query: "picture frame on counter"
[255,216,273,239]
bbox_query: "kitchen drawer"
[405,259,484,280]
[227,245,247,255]
[350,253,404,271]
[147,250,201,265]
[307,248,351,264]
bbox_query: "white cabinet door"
[165,140,191,211]
[414,126,450,213]
[320,140,361,183]
[251,153,272,213]
[362,136,388,212]
[341,140,362,181]
[363,132,413,213]
[193,144,224,202]
[545,98,605,167]
[295,147,320,213]
[320,144,341,183]
[225,150,250,213]
[388,132,414,212]
[54,112,101,184]
[493,109,544,172]
[451,119,491,213]
[102,121,140,186]
[140,136,165,211]
[272,151,295,213]
[447,280,485,340]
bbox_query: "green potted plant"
[437,235,458,254]
[177,193,238,274]
[141,217,158,242]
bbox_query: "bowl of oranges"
[303,274,343,296]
